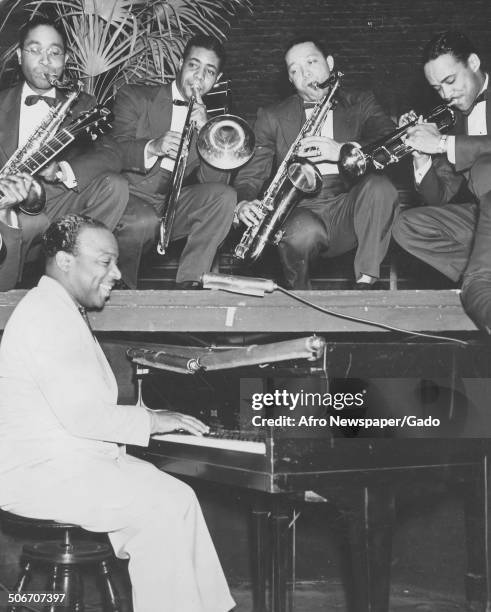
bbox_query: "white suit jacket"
[0,275,151,507]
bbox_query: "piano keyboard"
[152,429,267,455]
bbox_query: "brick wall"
[225,0,491,120]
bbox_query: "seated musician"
[392,31,491,329]
[0,15,157,291]
[0,214,235,612]
[233,35,399,290]
[111,34,237,290]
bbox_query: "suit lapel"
[149,84,173,136]
[0,84,23,158]
[278,95,304,148]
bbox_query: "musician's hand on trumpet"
[297,135,342,162]
[0,172,34,212]
[398,110,433,166]
[148,131,183,159]
[236,199,263,227]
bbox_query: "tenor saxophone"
[234,71,343,262]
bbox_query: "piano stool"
[0,510,121,611]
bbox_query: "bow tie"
[303,101,318,110]
[462,91,487,116]
[24,94,57,108]
[173,99,188,106]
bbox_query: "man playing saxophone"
[391,31,491,330]
[111,34,237,289]
[234,36,398,289]
[0,16,156,291]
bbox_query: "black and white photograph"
[1,1,491,611]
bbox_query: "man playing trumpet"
[392,31,491,329]
[111,34,237,289]
[234,36,398,289]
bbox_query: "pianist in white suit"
[0,214,235,612]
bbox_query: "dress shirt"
[415,74,489,183]
[144,81,189,173]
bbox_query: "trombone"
[156,92,255,255]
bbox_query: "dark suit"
[111,83,237,285]
[0,83,129,291]
[392,85,491,330]
[234,90,398,288]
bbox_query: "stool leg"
[99,560,121,612]
[8,559,32,612]
[45,564,84,612]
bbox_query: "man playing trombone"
[111,34,237,289]
[233,35,398,290]
[392,31,491,329]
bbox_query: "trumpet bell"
[197,114,255,170]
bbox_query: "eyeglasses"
[21,46,65,59]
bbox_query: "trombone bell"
[197,114,255,170]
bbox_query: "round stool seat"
[23,539,113,565]
[1,510,77,531]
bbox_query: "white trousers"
[3,452,235,612]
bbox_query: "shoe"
[175,281,202,290]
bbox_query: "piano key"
[151,432,266,455]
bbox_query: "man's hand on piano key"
[147,409,210,437]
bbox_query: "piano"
[129,362,491,612]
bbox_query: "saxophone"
[234,71,343,262]
[0,76,82,215]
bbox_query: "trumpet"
[157,89,255,255]
[339,104,456,179]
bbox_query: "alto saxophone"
[234,71,343,262]
[0,76,82,215]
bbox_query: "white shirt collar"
[21,82,56,104]
[171,80,185,103]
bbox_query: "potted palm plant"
[0,0,252,102]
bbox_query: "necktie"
[78,306,95,338]
[173,99,188,106]
[24,94,57,108]
[303,102,317,110]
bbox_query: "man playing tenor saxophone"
[234,36,399,289]
[0,16,141,291]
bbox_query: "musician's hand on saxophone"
[147,131,183,159]
[236,199,263,227]
[0,173,34,211]
[297,135,342,162]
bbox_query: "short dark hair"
[284,35,327,58]
[19,15,67,51]
[182,34,225,71]
[423,31,478,65]
[43,215,108,258]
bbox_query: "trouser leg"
[171,183,237,283]
[328,173,398,281]
[278,173,397,289]
[0,212,49,290]
[3,455,234,612]
[392,202,477,281]
[277,207,329,289]
[113,197,159,288]
[44,173,129,231]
